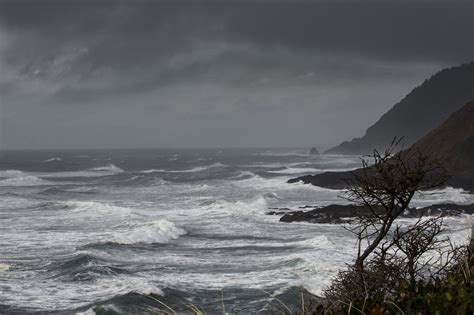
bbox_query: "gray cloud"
[0,0,472,149]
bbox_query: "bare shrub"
[322,139,471,311]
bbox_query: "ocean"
[0,148,472,314]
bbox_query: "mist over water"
[0,149,472,314]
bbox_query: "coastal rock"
[280,204,363,224]
[290,101,474,193]
[309,147,319,155]
[278,203,474,224]
[287,171,356,189]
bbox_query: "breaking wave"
[88,164,124,173]
[43,157,62,163]
[0,170,29,178]
[199,195,270,219]
[39,164,124,178]
[110,220,186,244]
[412,186,474,206]
[0,170,52,186]
[268,167,358,175]
[63,201,136,216]
[140,162,227,174]
[229,170,258,180]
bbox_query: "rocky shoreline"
[289,101,474,193]
[287,170,474,193]
[269,203,474,224]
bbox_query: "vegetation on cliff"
[291,101,474,193]
[299,142,474,314]
[327,62,474,155]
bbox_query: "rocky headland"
[326,61,474,155]
[289,101,474,193]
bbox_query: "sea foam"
[88,164,124,173]
[111,220,186,244]
[0,170,52,186]
[140,162,227,174]
[43,157,63,163]
[38,164,124,178]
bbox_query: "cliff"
[290,101,474,192]
[326,61,474,155]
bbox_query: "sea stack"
[309,147,319,155]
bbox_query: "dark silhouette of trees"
[320,140,472,313]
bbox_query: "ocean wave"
[229,170,258,180]
[0,195,49,210]
[140,162,227,174]
[293,235,330,248]
[110,220,186,244]
[412,186,474,206]
[38,164,124,178]
[39,187,98,196]
[201,196,270,218]
[0,263,10,271]
[0,175,52,187]
[234,174,342,192]
[43,157,62,163]
[267,166,358,175]
[76,304,121,315]
[0,170,29,178]
[126,279,164,295]
[140,169,165,174]
[88,164,124,173]
[268,167,326,174]
[63,201,136,216]
[51,253,129,281]
[61,201,185,244]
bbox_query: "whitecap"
[88,164,124,173]
[63,201,136,216]
[412,186,474,206]
[76,304,122,315]
[126,279,164,296]
[111,220,186,244]
[140,162,227,174]
[229,170,258,180]
[43,157,62,163]
[38,164,124,178]
[0,170,27,179]
[268,167,358,175]
[0,263,10,271]
[0,175,52,187]
[202,195,270,218]
[140,169,167,173]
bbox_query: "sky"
[0,0,473,149]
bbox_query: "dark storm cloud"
[2,0,472,63]
[0,0,472,149]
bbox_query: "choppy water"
[0,149,472,314]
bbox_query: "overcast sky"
[1,0,472,149]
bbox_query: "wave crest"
[63,201,135,215]
[43,157,63,163]
[111,220,186,244]
[88,164,124,173]
[0,170,52,186]
[140,162,227,174]
[39,164,124,179]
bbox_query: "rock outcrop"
[290,101,474,192]
[276,203,474,224]
[309,147,319,155]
